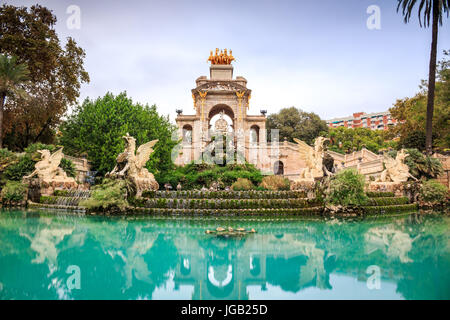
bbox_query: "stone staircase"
[30,189,417,216]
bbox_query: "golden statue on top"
[208,48,235,65]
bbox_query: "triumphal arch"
[175,49,306,178]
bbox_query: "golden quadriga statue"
[107,133,159,197]
[369,149,417,193]
[291,137,330,190]
[23,147,77,195]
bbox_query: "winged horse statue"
[24,147,76,185]
[108,133,159,196]
[293,137,331,182]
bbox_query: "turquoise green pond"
[0,210,449,300]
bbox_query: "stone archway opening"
[208,104,235,134]
[182,124,193,144]
[250,125,260,144]
[274,161,284,175]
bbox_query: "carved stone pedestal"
[368,182,404,196]
[290,179,315,191]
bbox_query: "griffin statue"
[293,136,331,182]
[107,133,159,196]
[377,149,417,183]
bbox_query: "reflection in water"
[0,210,449,300]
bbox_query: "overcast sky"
[3,0,450,122]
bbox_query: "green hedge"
[366,191,395,198]
[363,203,418,215]
[140,198,322,210]
[141,190,307,199]
[40,196,58,204]
[367,197,409,206]
[130,207,323,216]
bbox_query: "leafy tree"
[325,127,396,154]
[399,130,427,151]
[59,92,177,177]
[390,52,449,151]
[0,4,89,150]
[0,54,29,148]
[266,107,328,144]
[397,0,450,154]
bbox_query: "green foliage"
[367,197,409,206]
[259,175,290,191]
[366,191,395,198]
[24,143,56,155]
[363,203,418,215]
[231,178,254,191]
[266,107,328,144]
[326,127,396,154]
[399,130,426,151]
[403,148,443,179]
[79,178,128,211]
[1,180,27,204]
[59,158,76,178]
[60,92,177,177]
[0,4,89,150]
[390,52,450,150]
[142,190,306,199]
[157,162,263,190]
[419,180,448,203]
[325,169,368,206]
[0,148,17,171]
[3,154,34,181]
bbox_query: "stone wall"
[63,155,92,183]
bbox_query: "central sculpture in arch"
[174,49,309,179]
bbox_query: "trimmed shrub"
[325,169,368,206]
[259,175,290,191]
[366,191,395,198]
[1,181,27,204]
[419,180,448,203]
[231,178,254,191]
[79,178,128,211]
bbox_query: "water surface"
[0,210,449,300]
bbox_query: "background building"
[326,111,398,130]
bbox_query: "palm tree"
[397,0,450,155]
[0,54,29,148]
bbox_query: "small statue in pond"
[164,183,172,191]
[107,133,159,196]
[177,183,182,191]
